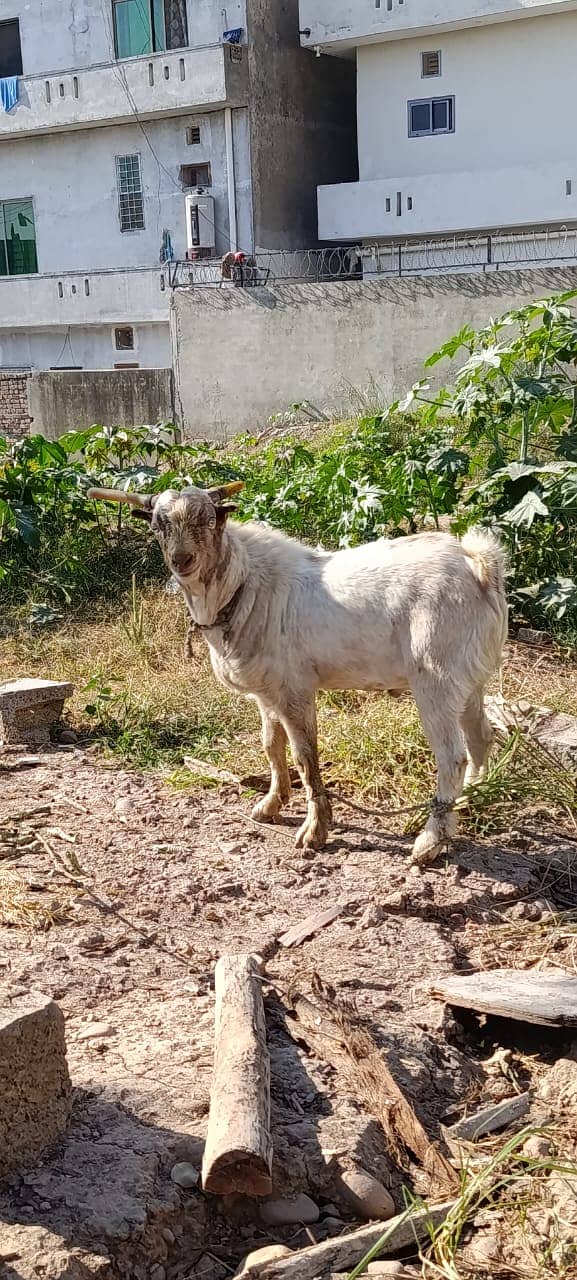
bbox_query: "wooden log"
[241,1201,456,1279]
[430,968,577,1027]
[278,904,343,948]
[445,1091,531,1143]
[202,954,273,1197]
[283,978,458,1193]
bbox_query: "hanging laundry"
[223,28,243,43]
[160,229,174,263]
[0,77,19,113]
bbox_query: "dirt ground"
[1,744,577,1280]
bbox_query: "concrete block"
[0,991,72,1179]
[0,677,73,745]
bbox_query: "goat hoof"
[252,794,283,823]
[295,820,328,851]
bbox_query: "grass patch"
[2,584,577,839]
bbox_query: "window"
[408,96,454,137]
[115,325,135,350]
[0,199,37,276]
[115,154,145,232]
[179,162,211,188]
[186,125,201,146]
[112,0,188,59]
[0,19,22,77]
[421,50,441,77]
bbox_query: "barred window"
[115,154,145,232]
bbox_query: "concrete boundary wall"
[28,369,174,441]
[171,266,577,440]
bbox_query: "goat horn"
[205,481,244,504]
[87,487,154,509]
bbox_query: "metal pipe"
[224,106,238,253]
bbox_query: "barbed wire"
[168,225,577,289]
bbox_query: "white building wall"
[0,324,171,371]
[318,11,577,240]
[1,0,246,75]
[357,13,577,182]
[1,111,251,271]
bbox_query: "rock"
[463,1233,501,1266]
[322,1216,344,1234]
[527,898,554,921]
[77,1022,116,1042]
[77,928,105,952]
[522,1134,552,1159]
[335,1169,395,1221]
[170,1161,200,1189]
[0,991,71,1179]
[151,1268,166,1280]
[507,901,529,921]
[237,1245,292,1275]
[59,728,77,744]
[219,840,245,857]
[114,796,134,814]
[538,1054,577,1108]
[360,904,384,929]
[260,1193,320,1226]
[367,1264,410,1277]
[50,945,68,960]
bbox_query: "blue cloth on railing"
[0,77,19,112]
[223,27,243,43]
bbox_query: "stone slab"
[0,679,73,745]
[0,678,73,710]
[0,991,72,1180]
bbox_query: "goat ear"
[215,503,237,524]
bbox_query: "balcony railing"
[0,43,246,140]
[0,267,170,328]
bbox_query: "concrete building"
[298,0,577,246]
[0,0,355,373]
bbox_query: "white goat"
[89,483,507,865]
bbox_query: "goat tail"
[462,525,509,654]
[461,526,505,591]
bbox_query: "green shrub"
[1,292,576,639]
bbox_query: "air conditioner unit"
[185,192,216,252]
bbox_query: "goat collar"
[193,581,245,638]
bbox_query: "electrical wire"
[51,326,80,369]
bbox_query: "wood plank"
[241,1202,456,1279]
[277,905,343,948]
[431,969,577,1027]
[283,978,458,1193]
[445,1092,531,1143]
[202,954,273,1196]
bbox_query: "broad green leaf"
[14,504,40,547]
[502,490,549,528]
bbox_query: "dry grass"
[0,867,73,930]
[1,586,576,808]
